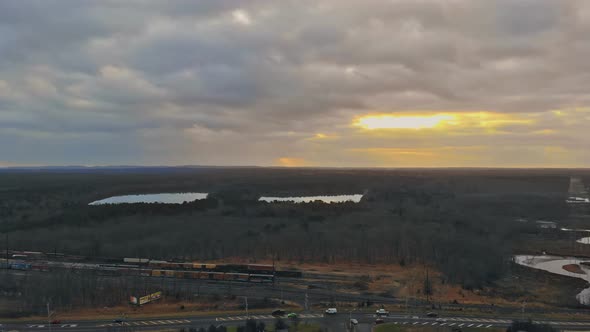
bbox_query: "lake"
[89,192,209,205]
[259,194,363,203]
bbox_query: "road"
[5,312,590,332]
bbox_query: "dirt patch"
[563,264,585,274]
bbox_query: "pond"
[89,192,209,205]
[258,194,363,204]
[514,255,590,305]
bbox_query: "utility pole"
[405,296,408,317]
[521,300,526,321]
[47,302,54,332]
[5,233,8,272]
[304,292,309,311]
[245,296,249,318]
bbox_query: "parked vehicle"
[50,320,61,324]
[325,308,338,314]
[287,313,298,319]
[113,319,124,324]
[375,318,385,325]
[426,312,438,318]
[350,319,359,325]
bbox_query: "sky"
[1,0,590,168]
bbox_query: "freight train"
[96,263,274,282]
[149,269,274,282]
[123,258,276,275]
[2,251,302,280]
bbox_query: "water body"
[89,192,208,205]
[259,194,363,204]
[514,255,590,304]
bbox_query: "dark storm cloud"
[0,0,589,166]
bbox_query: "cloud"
[0,0,589,166]
[232,9,252,25]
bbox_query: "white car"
[376,308,389,316]
[325,308,338,314]
[350,319,359,325]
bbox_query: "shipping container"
[165,270,175,278]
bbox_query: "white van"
[325,308,338,314]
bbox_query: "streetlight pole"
[47,302,54,332]
[242,296,249,318]
[5,233,8,272]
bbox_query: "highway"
[6,312,590,332]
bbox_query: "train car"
[149,260,168,268]
[165,270,175,278]
[209,272,225,280]
[10,262,32,270]
[247,264,274,274]
[178,262,192,270]
[124,258,150,264]
[151,270,164,277]
[249,273,274,283]
[227,273,250,282]
[174,271,185,278]
[138,269,152,277]
[22,251,44,260]
[275,270,303,278]
[31,263,50,271]
[189,271,201,279]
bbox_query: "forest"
[0,168,583,300]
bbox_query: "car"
[426,312,438,318]
[325,308,338,315]
[376,308,389,316]
[287,313,298,319]
[350,319,359,325]
[272,309,286,317]
[113,319,124,324]
[50,320,61,325]
[375,318,385,325]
